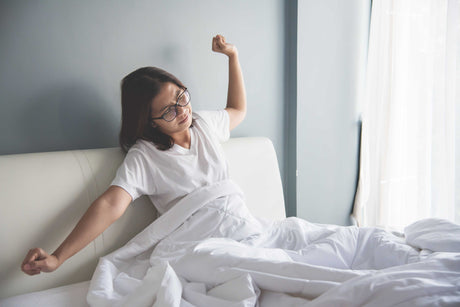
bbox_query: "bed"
[1,137,459,306]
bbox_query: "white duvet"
[87,180,460,306]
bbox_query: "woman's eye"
[163,106,175,116]
[164,107,173,114]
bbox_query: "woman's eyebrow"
[174,89,182,100]
[159,104,173,112]
[158,89,182,112]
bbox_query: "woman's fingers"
[219,36,227,49]
[212,34,236,57]
[23,265,41,275]
[219,35,225,45]
[213,34,227,51]
[21,247,48,275]
[22,248,40,266]
[22,261,41,275]
[213,36,221,51]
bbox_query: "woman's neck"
[171,128,191,149]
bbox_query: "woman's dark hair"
[119,67,186,152]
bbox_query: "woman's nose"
[177,105,187,115]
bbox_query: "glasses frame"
[151,88,191,122]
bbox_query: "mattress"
[0,281,90,307]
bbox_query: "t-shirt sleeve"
[195,110,230,143]
[110,148,156,201]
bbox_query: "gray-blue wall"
[0,0,285,157]
[0,0,370,225]
[297,0,370,225]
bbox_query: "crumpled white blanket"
[87,180,460,306]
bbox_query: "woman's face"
[150,82,192,136]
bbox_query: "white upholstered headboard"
[0,137,285,299]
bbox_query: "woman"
[21,34,246,276]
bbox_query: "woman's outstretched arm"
[212,34,247,130]
[21,186,132,275]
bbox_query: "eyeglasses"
[151,88,191,122]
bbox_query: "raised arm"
[21,186,132,275]
[212,35,247,130]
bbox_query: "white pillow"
[404,218,460,252]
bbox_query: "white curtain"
[353,0,460,231]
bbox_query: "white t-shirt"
[111,110,230,214]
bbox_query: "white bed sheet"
[86,180,460,306]
[3,181,460,306]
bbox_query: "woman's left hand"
[212,35,238,58]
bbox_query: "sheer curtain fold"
[353,0,459,230]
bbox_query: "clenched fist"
[21,247,60,275]
[212,34,238,58]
